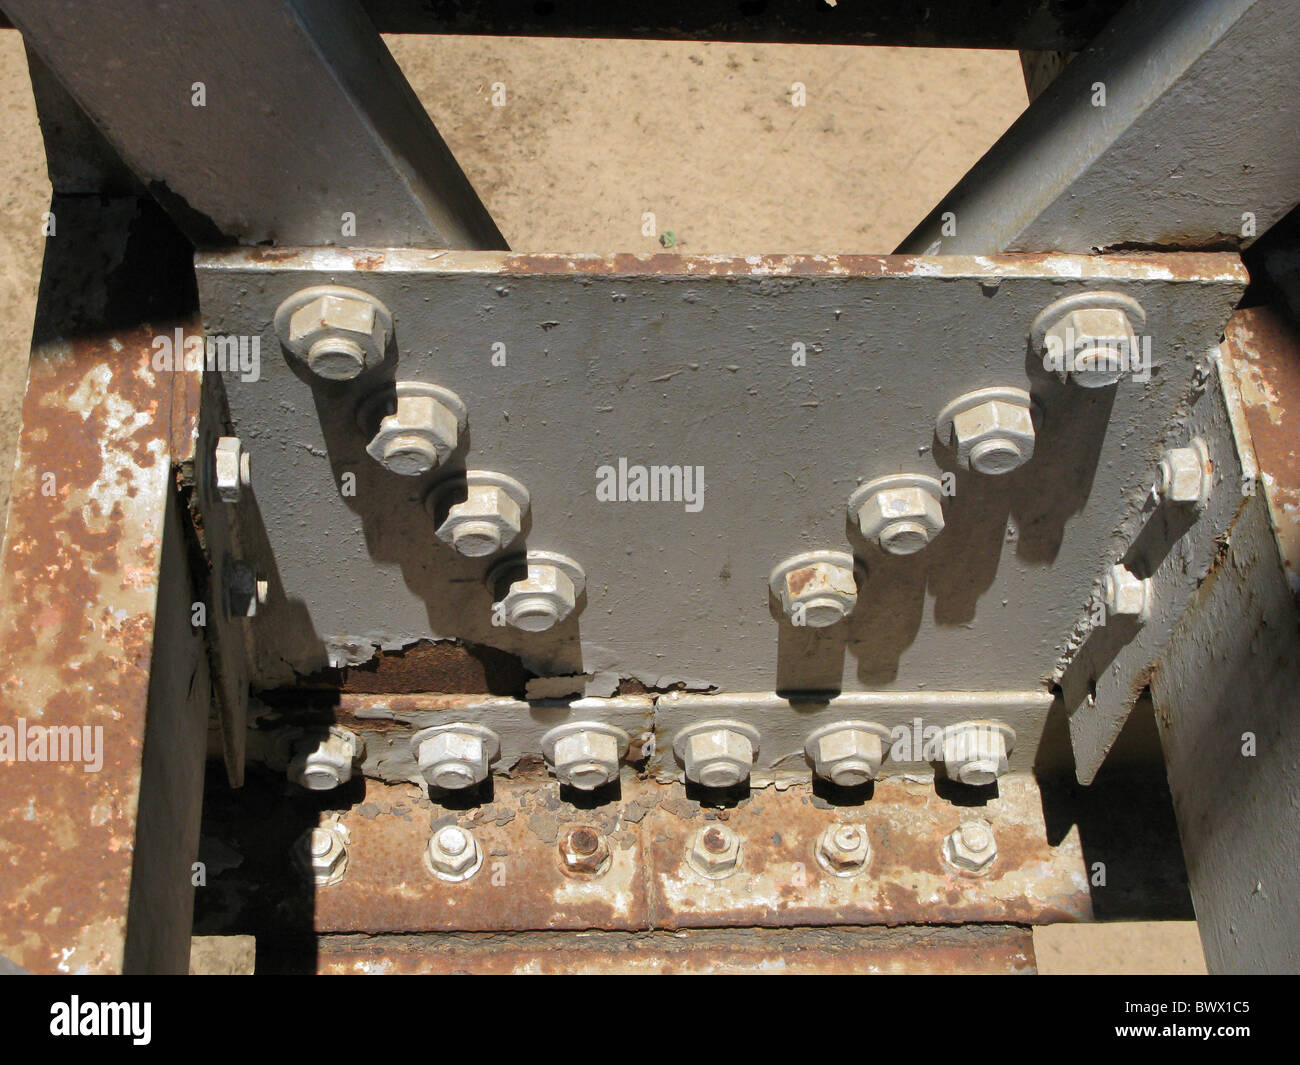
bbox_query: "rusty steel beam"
[308,925,1037,975]
[0,196,206,973]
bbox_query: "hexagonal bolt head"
[688,824,743,879]
[771,553,858,627]
[551,730,621,790]
[944,820,998,873]
[213,436,251,503]
[950,398,1035,475]
[287,727,363,791]
[490,553,585,632]
[558,826,612,876]
[817,823,871,876]
[683,728,755,789]
[425,825,483,882]
[853,479,945,555]
[417,731,491,791]
[224,560,269,619]
[1045,307,1139,388]
[942,725,1010,786]
[294,825,348,886]
[431,474,528,558]
[1156,441,1210,507]
[364,384,465,477]
[809,728,884,787]
[1103,564,1152,622]
[284,289,392,381]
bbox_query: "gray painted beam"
[899,0,1300,254]
[5,0,505,249]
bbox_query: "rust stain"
[0,320,201,973]
[276,639,533,696]
[248,246,298,262]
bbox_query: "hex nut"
[558,826,612,876]
[1156,439,1210,508]
[428,471,529,558]
[768,550,859,627]
[1103,564,1152,622]
[1045,307,1138,387]
[224,559,268,619]
[488,551,586,632]
[850,476,945,555]
[277,286,393,381]
[287,726,364,791]
[414,725,500,791]
[942,722,1013,786]
[294,825,348,887]
[675,722,760,789]
[359,381,467,477]
[213,436,251,503]
[937,388,1036,475]
[816,823,871,877]
[424,825,484,882]
[806,723,887,786]
[553,731,621,790]
[944,820,997,873]
[687,824,743,880]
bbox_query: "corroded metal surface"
[311,924,1036,975]
[195,771,1089,936]
[1220,306,1300,605]
[0,320,201,972]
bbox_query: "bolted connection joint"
[558,826,612,876]
[1155,439,1211,509]
[942,722,1014,786]
[276,285,393,381]
[488,551,586,632]
[293,824,349,887]
[286,725,364,791]
[687,824,743,880]
[1103,564,1152,623]
[1033,291,1146,388]
[674,720,760,789]
[359,381,467,477]
[213,436,251,503]
[424,824,484,882]
[427,470,530,558]
[768,550,859,627]
[541,722,629,791]
[412,724,500,791]
[850,475,946,555]
[944,820,998,873]
[816,823,871,877]
[804,721,889,787]
[937,388,1036,475]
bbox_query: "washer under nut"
[358,381,467,477]
[487,550,586,632]
[541,721,629,791]
[275,285,393,381]
[936,387,1036,475]
[849,475,946,555]
[673,720,761,789]
[427,470,530,558]
[768,550,860,627]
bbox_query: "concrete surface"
[0,28,1205,974]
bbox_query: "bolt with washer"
[1155,439,1211,509]
[944,820,998,873]
[224,559,269,619]
[275,285,393,381]
[816,823,871,877]
[768,550,860,627]
[941,722,1014,786]
[286,726,364,791]
[674,720,761,789]
[936,387,1036,475]
[804,721,889,786]
[412,724,500,791]
[487,551,586,632]
[850,475,946,555]
[424,824,484,882]
[1032,291,1146,388]
[213,436,252,503]
[687,824,743,880]
[358,381,467,477]
[558,826,612,876]
[1103,564,1152,623]
[541,721,628,790]
[294,824,349,887]
[427,470,529,557]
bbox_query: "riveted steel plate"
[196,249,1246,706]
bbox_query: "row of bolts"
[298,816,1001,888]
[217,285,1207,629]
